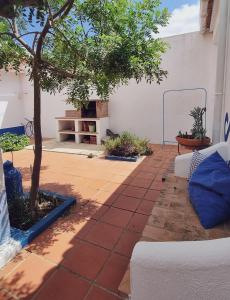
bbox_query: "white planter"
[0,153,10,246]
[88,124,96,132]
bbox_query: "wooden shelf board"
[78,131,98,135]
[59,130,76,134]
[58,130,98,135]
[56,117,108,121]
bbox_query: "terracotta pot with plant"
[176,107,211,148]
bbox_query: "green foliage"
[104,131,153,157]
[189,107,206,139]
[0,0,170,108]
[0,133,30,152]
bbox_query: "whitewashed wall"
[109,32,217,143]
[0,31,217,144]
[0,72,24,129]
[22,78,74,138]
[220,1,230,143]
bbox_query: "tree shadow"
[18,166,48,182]
[0,145,186,299]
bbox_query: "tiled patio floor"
[0,145,183,300]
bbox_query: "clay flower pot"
[176,135,211,147]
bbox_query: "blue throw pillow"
[189,151,230,229]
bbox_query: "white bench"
[131,142,230,300]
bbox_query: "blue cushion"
[189,151,230,229]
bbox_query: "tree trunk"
[30,63,42,211]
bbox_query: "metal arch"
[162,87,208,146]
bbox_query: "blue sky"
[24,0,200,43]
[161,0,198,12]
[158,0,200,37]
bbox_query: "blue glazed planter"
[10,190,76,248]
[105,155,139,162]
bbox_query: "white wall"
[0,31,217,144]
[0,71,24,129]
[22,78,74,138]
[220,0,230,143]
[109,32,217,143]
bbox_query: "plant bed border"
[10,190,76,248]
[105,154,139,162]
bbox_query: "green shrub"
[104,132,153,157]
[0,133,30,152]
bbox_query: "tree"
[0,0,169,212]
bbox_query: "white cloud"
[157,2,200,38]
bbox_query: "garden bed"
[104,132,153,162]
[10,190,76,248]
[105,154,139,162]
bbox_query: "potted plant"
[176,107,211,147]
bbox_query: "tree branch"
[0,31,34,55]
[12,17,19,35]
[36,0,74,59]
[41,58,75,78]
[18,31,41,38]
[14,33,35,55]
[52,0,74,20]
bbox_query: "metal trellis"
[162,87,208,148]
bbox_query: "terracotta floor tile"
[91,204,110,220]
[93,191,119,206]
[85,178,109,190]
[86,286,121,300]
[62,240,110,280]
[1,145,189,299]
[84,222,122,250]
[110,174,129,184]
[122,186,147,198]
[114,184,128,194]
[97,253,129,292]
[144,189,160,201]
[130,177,153,189]
[118,267,130,295]
[0,289,14,300]
[150,181,164,191]
[127,213,149,233]
[112,194,141,212]
[102,182,127,194]
[115,231,141,257]
[134,171,156,180]
[28,219,97,264]
[101,207,133,228]
[35,268,90,300]
[76,219,98,239]
[0,250,30,280]
[136,200,155,216]
[142,225,184,241]
[73,201,110,221]
[3,254,56,300]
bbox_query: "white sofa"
[175,142,230,178]
[131,142,230,300]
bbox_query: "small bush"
[0,133,30,152]
[104,132,153,157]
